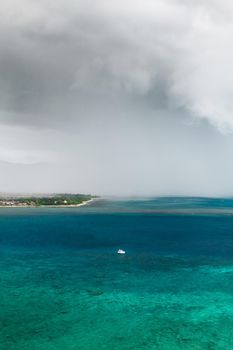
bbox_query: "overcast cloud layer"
[1,0,233,196]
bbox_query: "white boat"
[117,249,126,255]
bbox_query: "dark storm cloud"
[0,1,195,124]
[1,0,232,130]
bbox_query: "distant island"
[0,193,96,207]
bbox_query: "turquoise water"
[1,198,233,349]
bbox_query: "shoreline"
[0,198,96,208]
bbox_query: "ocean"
[1,197,233,349]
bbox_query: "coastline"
[0,198,96,208]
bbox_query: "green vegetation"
[0,194,96,207]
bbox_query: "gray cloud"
[0,0,233,195]
[1,0,233,129]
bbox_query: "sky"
[1,0,233,196]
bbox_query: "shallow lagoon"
[1,198,233,349]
